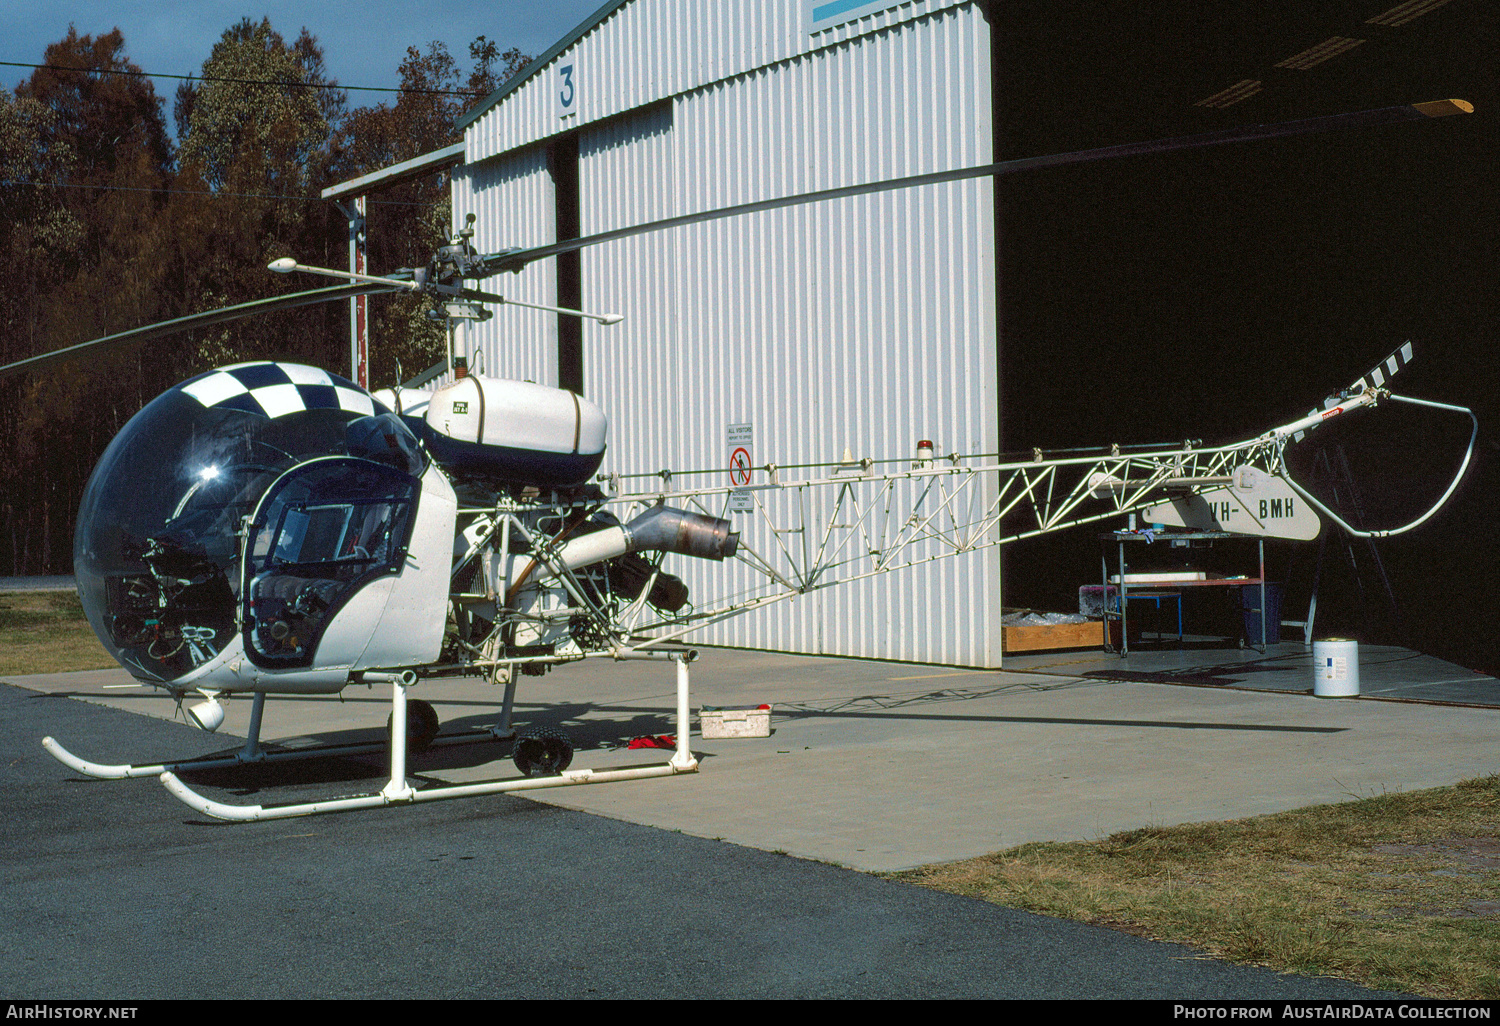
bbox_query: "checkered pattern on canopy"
[179,362,381,420]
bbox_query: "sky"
[1,0,608,112]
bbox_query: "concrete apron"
[9,647,1499,872]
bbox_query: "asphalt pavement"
[13,636,1495,999]
[1,679,1404,1000]
[12,643,1498,871]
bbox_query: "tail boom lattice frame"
[562,385,1470,650]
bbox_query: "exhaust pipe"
[620,506,739,561]
[552,507,739,572]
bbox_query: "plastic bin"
[1239,583,1283,645]
[1078,584,1116,618]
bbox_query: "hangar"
[411,0,1493,669]
[452,0,1000,666]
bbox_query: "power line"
[0,59,482,97]
[0,177,435,207]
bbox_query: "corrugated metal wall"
[458,1,1003,666]
[451,148,557,385]
[467,0,969,162]
[579,102,678,463]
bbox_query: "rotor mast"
[321,142,466,389]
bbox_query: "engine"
[452,504,739,673]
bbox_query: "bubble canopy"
[73,363,410,685]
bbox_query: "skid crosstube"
[156,655,699,821]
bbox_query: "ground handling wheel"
[387,698,441,753]
[512,727,574,778]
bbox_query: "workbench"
[1099,530,1271,657]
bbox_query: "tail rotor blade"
[1355,340,1416,393]
[1292,341,1417,443]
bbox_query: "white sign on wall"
[728,423,754,513]
[556,60,578,121]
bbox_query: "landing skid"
[160,652,700,821]
[42,688,513,781]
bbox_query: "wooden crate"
[1002,619,1115,653]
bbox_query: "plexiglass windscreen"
[73,362,406,684]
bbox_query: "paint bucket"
[1313,638,1360,697]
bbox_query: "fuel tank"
[375,376,608,489]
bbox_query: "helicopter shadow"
[174,700,701,802]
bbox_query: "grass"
[891,776,1500,999]
[0,590,116,675]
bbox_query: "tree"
[330,38,531,385]
[0,85,81,364]
[17,28,172,192]
[0,24,531,573]
[0,28,177,575]
[11,27,174,335]
[175,18,340,195]
[0,83,83,568]
[467,35,530,102]
[332,36,528,177]
[171,17,348,373]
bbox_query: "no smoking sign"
[729,447,753,485]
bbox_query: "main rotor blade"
[456,287,623,324]
[0,283,400,382]
[480,99,1472,275]
[399,360,449,390]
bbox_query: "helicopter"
[5,98,1479,822]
